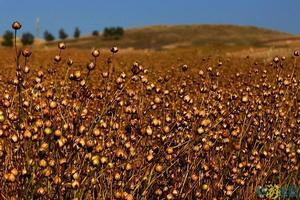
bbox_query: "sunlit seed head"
[155,164,163,173]
[67,58,73,66]
[12,21,22,30]
[92,49,100,57]
[273,56,279,63]
[111,46,118,54]
[24,66,30,73]
[54,55,61,62]
[58,42,66,50]
[22,49,32,57]
[87,62,95,71]
[182,64,188,71]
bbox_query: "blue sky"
[0,0,299,38]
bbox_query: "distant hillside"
[29,24,300,50]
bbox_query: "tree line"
[1,26,124,46]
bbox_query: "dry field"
[0,22,299,200]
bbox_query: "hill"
[1,24,297,50]
[43,24,298,50]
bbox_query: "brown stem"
[74,63,93,135]
[14,29,23,131]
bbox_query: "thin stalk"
[74,62,93,134]
[14,29,22,130]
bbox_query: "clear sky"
[0,0,299,38]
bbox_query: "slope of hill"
[25,24,300,50]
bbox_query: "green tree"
[59,28,68,40]
[21,32,34,46]
[115,27,124,37]
[44,30,55,41]
[1,30,13,46]
[74,27,80,38]
[92,30,99,36]
[103,26,124,40]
